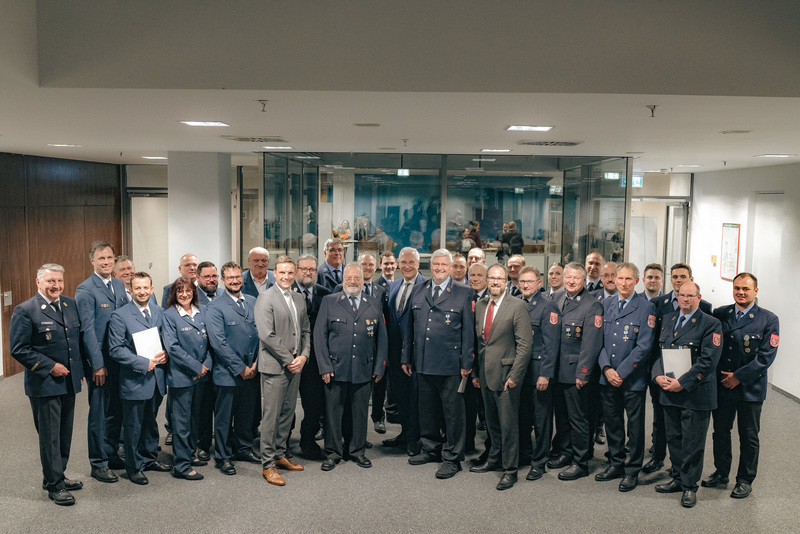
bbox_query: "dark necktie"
[303,289,312,311]
[619,299,625,313]
[237,298,245,310]
[484,300,495,341]
[561,296,572,312]
[736,310,744,321]
[106,280,114,296]
[433,285,441,301]
[675,315,686,335]
[398,282,411,312]
[364,283,371,296]
[349,296,358,311]
[586,281,594,291]
[334,269,341,285]
[50,300,61,315]
[143,308,151,325]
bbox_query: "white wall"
[690,163,799,397]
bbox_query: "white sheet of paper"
[132,327,162,360]
[458,376,468,394]
[662,348,692,379]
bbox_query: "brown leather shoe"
[262,467,285,486]
[276,457,304,471]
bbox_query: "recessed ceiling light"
[262,146,294,150]
[379,147,396,150]
[754,154,796,158]
[626,151,646,155]
[47,143,83,147]
[295,156,320,159]
[142,156,168,160]
[472,158,496,162]
[353,123,381,127]
[179,121,230,127]
[481,148,511,153]
[720,130,753,134]
[507,125,553,132]
[675,164,701,168]
[641,169,661,173]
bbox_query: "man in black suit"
[293,254,331,459]
[466,262,488,455]
[640,263,664,302]
[317,238,346,292]
[584,252,604,292]
[652,282,722,508]
[11,264,85,506]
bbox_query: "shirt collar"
[736,303,755,316]
[38,291,59,305]
[490,291,506,307]
[679,307,699,323]
[177,304,199,318]
[226,290,243,304]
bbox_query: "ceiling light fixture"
[295,156,320,159]
[263,146,294,150]
[47,143,83,147]
[754,154,796,158]
[142,156,168,160]
[720,130,753,134]
[675,164,701,168]
[472,158,496,162]
[507,125,553,132]
[179,121,230,127]
[481,148,511,153]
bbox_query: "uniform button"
[427,328,430,331]
[429,319,432,322]
[426,338,429,341]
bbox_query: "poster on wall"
[720,223,740,281]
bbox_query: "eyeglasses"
[487,277,506,282]
[678,294,698,299]
[199,274,218,280]
[327,248,344,253]
[518,280,539,285]
[297,267,317,272]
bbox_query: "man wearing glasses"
[196,262,221,302]
[318,238,345,292]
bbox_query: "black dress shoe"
[526,466,545,481]
[314,428,324,441]
[731,481,752,499]
[108,457,126,470]
[469,462,502,473]
[408,452,440,465]
[701,471,729,488]
[91,467,119,483]
[655,479,682,493]
[172,470,204,480]
[128,471,149,485]
[546,454,572,469]
[496,472,518,490]
[681,490,697,508]
[144,461,172,472]
[374,420,386,434]
[595,465,624,481]
[164,432,173,445]
[234,451,262,464]
[619,474,638,492]
[215,459,237,475]
[642,458,664,474]
[365,441,373,449]
[299,448,325,461]
[321,458,340,471]
[593,432,606,445]
[435,461,462,479]
[355,455,372,468]
[558,465,589,481]
[406,441,422,457]
[382,434,407,447]
[48,489,75,506]
[191,457,208,467]
[196,449,211,462]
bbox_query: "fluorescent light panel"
[507,125,553,132]
[179,121,230,127]
[47,143,83,147]
[142,156,167,160]
[481,148,511,153]
[755,154,796,158]
[263,146,294,150]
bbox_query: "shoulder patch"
[594,315,602,328]
[648,315,656,328]
[712,333,721,347]
[770,334,779,347]
[550,312,558,325]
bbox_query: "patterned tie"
[397,282,410,312]
[143,308,151,325]
[484,300,495,341]
[350,296,358,311]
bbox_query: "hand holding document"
[662,348,692,379]
[132,327,163,360]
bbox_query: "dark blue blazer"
[712,304,780,402]
[314,293,387,383]
[317,262,343,292]
[332,280,387,307]
[652,309,722,411]
[10,294,84,397]
[205,293,259,386]
[162,306,212,388]
[654,290,712,318]
[598,294,657,391]
[386,273,428,366]
[241,269,275,299]
[525,293,561,381]
[402,279,475,375]
[552,288,604,384]
[75,274,128,372]
[108,302,167,401]
[161,281,220,309]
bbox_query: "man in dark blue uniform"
[652,281,722,508]
[317,238,346,292]
[704,272,779,499]
[402,249,474,479]
[515,266,560,482]
[75,240,128,483]
[11,264,85,506]
[550,262,604,481]
[160,253,199,308]
[314,264,387,471]
[596,263,656,492]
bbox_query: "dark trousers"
[712,392,763,484]
[170,384,201,475]
[550,383,571,457]
[601,386,646,475]
[562,382,592,469]
[214,379,259,460]
[482,385,521,472]
[299,354,325,451]
[663,405,710,491]
[196,377,215,452]
[418,374,465,463]
[520,381,553,468]
[30,394,75,491]
[648,380,668,461]
[324,380,371,460]
[121,391,163,474]
[371,372,387,423]
[86,371,123,468]
[464,378,481,452]
[387,361,420,443]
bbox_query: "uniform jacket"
[108,302,167,401]
[317,262,343,292]
[242,269,275,299]
[401,279,475,375]
[474,294,532,391]
[162,306,213,388]
[314,292,387,383]
[598,293,657,391]
[652,309,722,411]
[332,280,387,307]
[75,274,128,372]
[653,290,713,318]
[552,287,604,384]
[205,293,259,386]
[712,304,779,402]
[161,281,220,309]
[255,284,311,375]
[10,293,84,397]
[386,273,428,365]
[524,293,561,381]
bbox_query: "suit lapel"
[37,295,65,325]
[130,304,150,329]
[487,297,511,342]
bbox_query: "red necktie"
[484,300,495,341]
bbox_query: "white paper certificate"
[662,348,692,379]
[132,327,163,359]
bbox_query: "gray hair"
[468,263,487,276]
[564,262,587,278]
[468,248,486,261]
[615,262,639,278]
[398,247,420,262]
[248,247,270,259]
[430,248,453,263]
[297,253,318,266]
[37,263,64,280]
[343,262,364,278]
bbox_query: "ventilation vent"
[518,140,583,147]
[221,135,288,143]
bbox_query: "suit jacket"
[314,293,387,383]
[255,284,311,375]
[162,306,212,388]
[376,275,392,290]
[652,309,722,411]
[552,288,604,383]
[401,278,475,375]
[205,293,259,386]
[506,281,522,298]
[712,304,780,402]
[386,273,428,365]
[474,295,532,391]
[242,269,275,299]
[75,274,128,372]
[10,293,84,397]
[598,294,657,391]
[292,282,331,332]
[524,293,561,381]
[108,302,167,401]
[317,262,344,292]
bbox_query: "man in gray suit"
[255,256,311,486]
[471,264,532,490]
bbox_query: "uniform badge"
[445,314,451,326]
[770,334,779,347]
[581,367,588,374]
[45,332,53,341]
[549,312,558,325]
[594,315,602,328]
[712,333,721,346]
[648,315,656,328]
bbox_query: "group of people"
[10,238,779,510]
